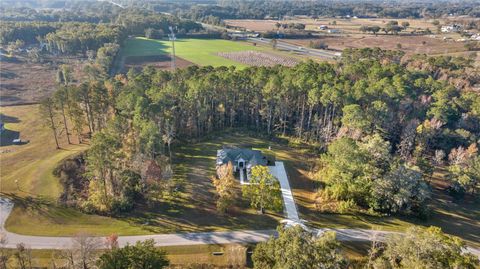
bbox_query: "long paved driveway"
[269,161,300,221]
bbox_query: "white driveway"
[268,161,300,221]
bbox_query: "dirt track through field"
[123,55,194,72]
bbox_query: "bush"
[309,40,328,49]
[337,199,356,214]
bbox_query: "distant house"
[441,24,461,33]
[471,34,480,41]
[216,147,269,184]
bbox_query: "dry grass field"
[0,59,58,106]
[0,56,87,106]
[284,35,468,57]
[225,17,474,59]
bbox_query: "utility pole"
[168,26,176,70]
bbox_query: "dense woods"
[46,48,479,215]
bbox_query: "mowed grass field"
[4,244,250,268]
[1,105,157,236]
[119,37,266,68]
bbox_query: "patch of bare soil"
[123,55,194,72]
[285,35,467,58]
[217,51,299,67]
[225,19,278,32]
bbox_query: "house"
[216,147,269,184]
[471,34,480,41]
[441,24,461,33]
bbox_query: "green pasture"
[120,37,265,68]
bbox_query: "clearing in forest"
[1,106,478,247]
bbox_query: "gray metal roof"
[216,148,268,167]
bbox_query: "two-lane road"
[248,37,340,59]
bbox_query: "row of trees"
[0,233,169,269]
[2,224,478,268]
[360,21,410,35]
[252,225,479,268]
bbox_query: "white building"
[441,24,461,33]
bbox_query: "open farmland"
[118,37,265,69]
[117,37,308,71]
[225,18,449,34]
[123,55,194,72]
[0,56,87,106]
[217,51,299,67]
[225,17,475,60]
[284,35,468,58]
[0,59,57,106]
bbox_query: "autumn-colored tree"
[212,162,238,213]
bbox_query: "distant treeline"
[0,11,202,54]
[145,0,480,23]
[2,1,479,26]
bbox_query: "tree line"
[146,0,480,23]
[0,11,202,55]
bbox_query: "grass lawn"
[2,117,282,235]
[0,105,87,199]
[5,244,248,268]
[119,37,267,68]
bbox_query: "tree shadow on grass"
[120,199,280,234]
[0,129,21,146]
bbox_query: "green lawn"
[5,244,247,268]
[3,124,282,236]
[120,37,266,68]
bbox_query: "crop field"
[217,51,299,67]
[118,37,266,69]
[117,37,309,72]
